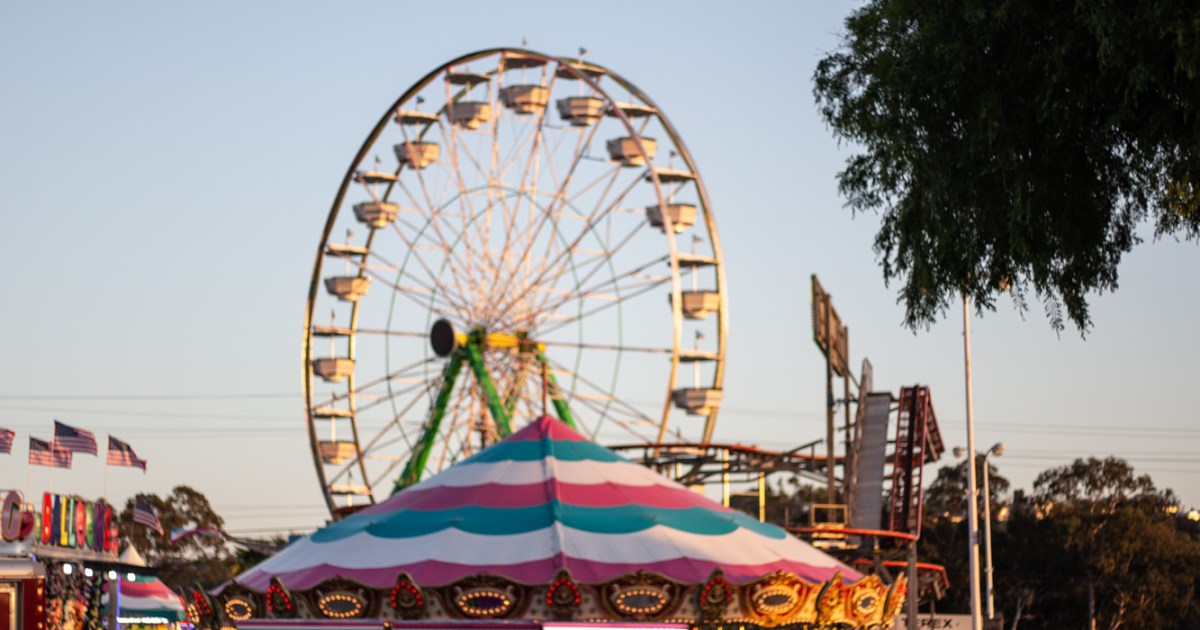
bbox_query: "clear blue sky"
[2,2,1197,535]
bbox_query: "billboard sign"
[810,275,849,377]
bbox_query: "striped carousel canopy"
[112,574,187,620]
[236,416,859,592]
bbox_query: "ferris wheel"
[303,48,728,516]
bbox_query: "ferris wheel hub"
[430,319,543,358]
[430,319,458,358]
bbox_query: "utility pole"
[963,295,983,630]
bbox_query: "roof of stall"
[109,574,186,620]
[235,417,858,592]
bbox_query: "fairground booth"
[102,546,189,630]
[108,573,188,630]
[0,488,148,630]
[197,418,905,629]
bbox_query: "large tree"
[118,485,231,590]
[814,0,1200,331]
[917,457,1200,628]
[1027,457,1200,629]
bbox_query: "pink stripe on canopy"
[121,577,181,601]
[376,480,722,511]
[236,554,849,592]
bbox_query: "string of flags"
[170,527,224,544]
[0,420,147,471]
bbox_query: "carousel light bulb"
[62,564,73,575]
[127,572,136,581]
[84,568,94,577]
[107,570,117,580]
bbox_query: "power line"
[3,397,1200,437]
[0,404,296,423]
[0,392,297,401]
[979,422,1200,437]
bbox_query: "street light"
[956,442,1004,623]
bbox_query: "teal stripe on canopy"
[463,437,624,463]
[310,502,788,542]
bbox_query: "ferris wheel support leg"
[394,353,465,494]
[534,351,578,430]
[504,359,530,420]
[464,338,513,437]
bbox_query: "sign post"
[810,275,849,503]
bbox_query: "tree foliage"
[118,485,231,591]
[1027,457,1200,629]
[924,458,1009,522]
[814,0,1200,331]
[918,457,1200,629]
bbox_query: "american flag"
[28,437,71,469]
[0,428,13,454]
[106,436,147,471]
[54,420,97,456]
[133,496,163,536]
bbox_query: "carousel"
[203,418,904,629]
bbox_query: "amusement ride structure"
[251,47,956,630]
[302,47,727,516]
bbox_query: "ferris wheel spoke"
[536,274,672,337]
[313,356,435,409]
[519,166,643,313]
[479,86,560,325]
[484,348,539,419]
[570,208,660,285]
[364,250,473,314]
[442,119,502,304]
[325,379,438,487]
[515,164,629,314]
[361,266,470,318]
[498,102,607,295]
[384,212,478,315]
[489,169,644,326]
[542,355,659,442]
[369,458,407,492]
[539,340,672,355]
[432,379,474,472]
[396,142,489,312]
[363,363,467,487]
[318,327,426,339]
[524,260,671,331]
[497,72,558,184]
[521,216,668,328]
[493,119,541,186]
[390,179,479,303]
[354,378,435,415]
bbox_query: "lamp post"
[956,441,1004,624]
